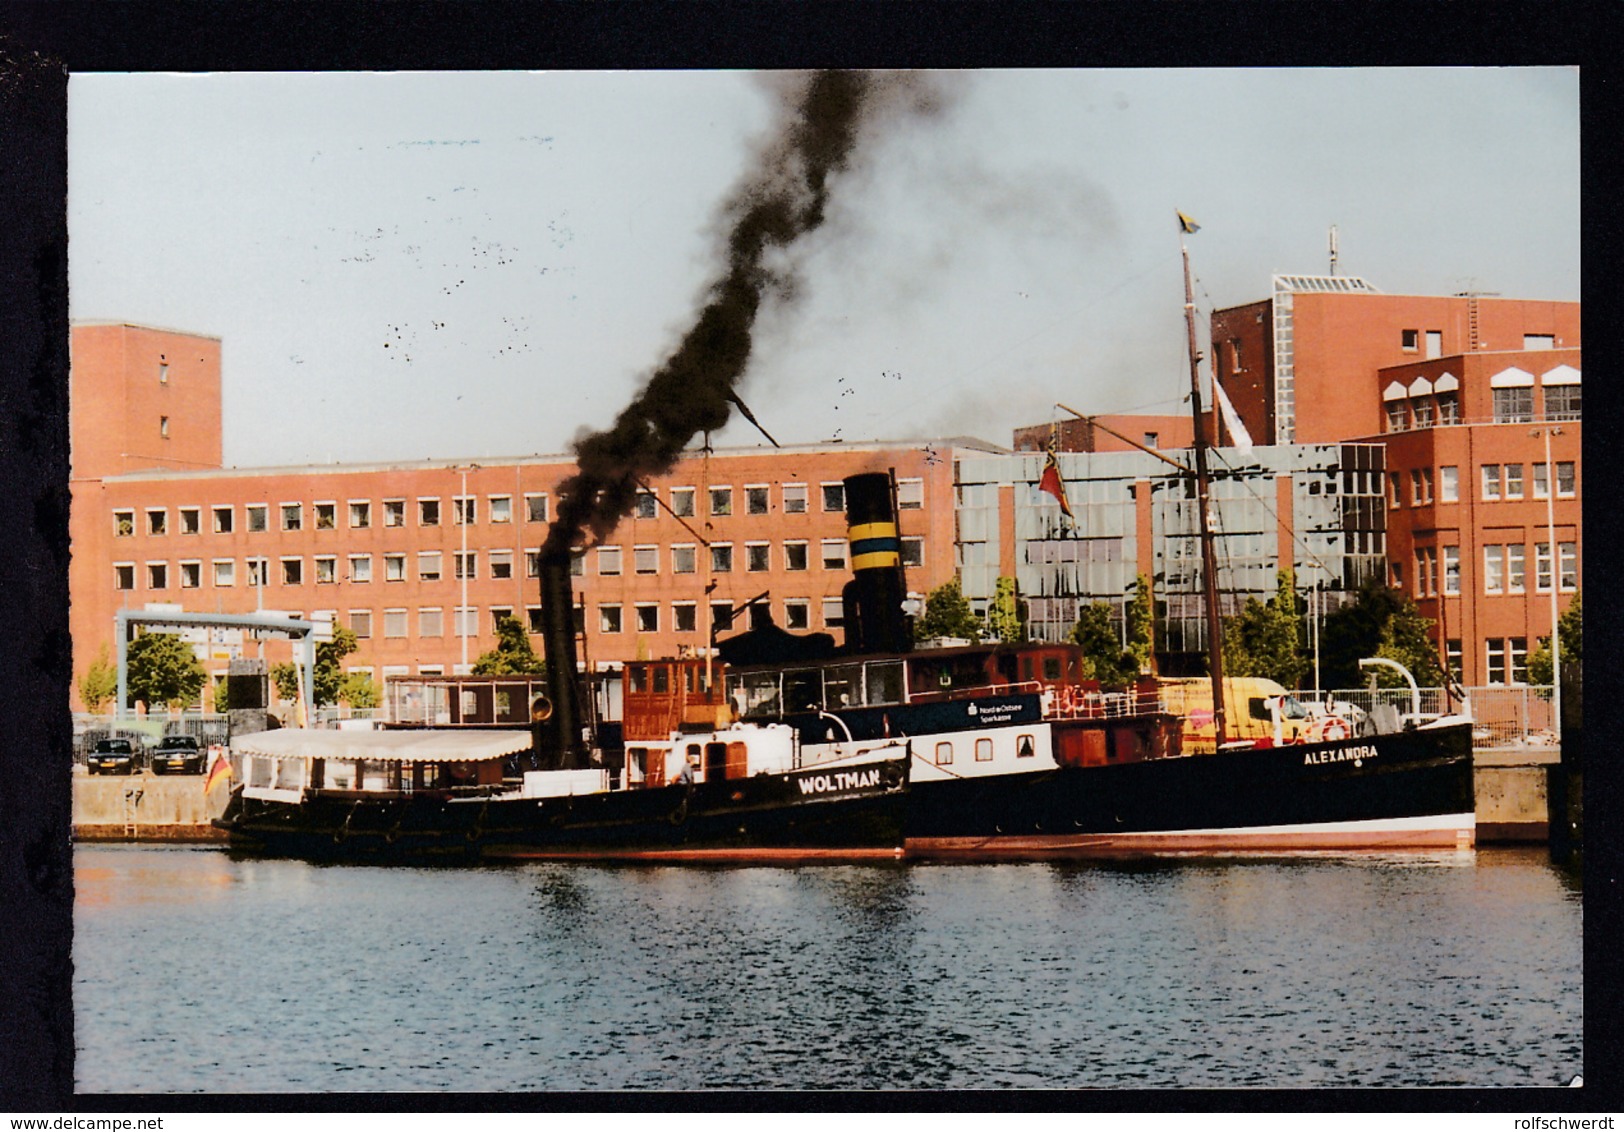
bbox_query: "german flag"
[1038,449,1073,518]
[1177,210,1201,234]
[204,750,232,794]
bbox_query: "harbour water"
[72,844,1582,1092]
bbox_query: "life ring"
[1321,717,1351,742]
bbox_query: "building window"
[240,504,266,533]
[1486,639,1507,685]
[213,559,235,587]
[455,552,477,581]
[349,501,371,529]
[314,503,336,530]
[746,543,770,572]
[384,609,408,639]
[315,556,336,584]
[1412,398,1434,427]
[158,362,168,384]
[1409,470,1424,506]
[935,741,953,766]
[1439,466,1458,503]
[783,484,808,514]
[143,509,166,537]
[821,482,845,512]
[1483,546,1504,594]
[1493,387,1533,424]
[419,608,443,638]
[1523,334,1555,351]
[1559,542,1578,591]
[526,607,544,634]
[407,551,435,582]
[113,510,134,537]
[897,479,924,510]
[1443,546,1460,594]
[1506,544,1526,593]
[1534,543,1553,593]
[570,550,585,577]
[1481,465,1501,501]
[745,486,770,515]
[213,506,233,534]
[821,539,848,570]
[179,507,200,535]
[1504,464,1523,500]
[710,487,733,517]
[385,554,406,583]
[1401,329,1419,351]
[525,550,541,578]
[634,545,658,575]
[146,562,167,589]
[784,541,809,571]
[276,503,299,532]
[448,496,471,526]
[419,498,440,526]
[784,599,810,630]
[525,494,549,523]
[1386,402,1407,432]
[488,496,511,524]
[710,543,733,573]
[179,561,200,589]
[1387,474,1402,508]
[245,557,268,587]
[1556,461,1576,497]
[114,563,135,590]
[975,737,994,762]
[599,605,622,634]
[1425,330,1443,359]
[669,487,695,518]
[597,546,621,576]
[634,490,657,520]
[673,603,697,633]
[901,537,924,567]
[1545,385,1581,421]
[159,415,170,439]
[280,558,302,586]
[1533,463,1548,499]
[636,604,659,633]
[672,545,697,574]
[384,499,406,527]
[489,550,513,580]
[1390,562,1403,589]
[350,610,372,639]
[822,596,845,628]
[348,555,372,583]
[710,603,733,635]
[1415,548,1436,597]
[1437,393,1459,424]
[454,608,477,639]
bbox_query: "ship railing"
[1041,687,1167,721]
[1324,684,1557,749]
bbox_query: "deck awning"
[231,729,533,763]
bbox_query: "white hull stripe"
[907,812,1477,854]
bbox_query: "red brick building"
[1012,413,1195,455]
[69,323,985,710]
[1208,280,1580,684]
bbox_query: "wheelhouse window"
[935,741,953,766]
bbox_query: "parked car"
[150,734,204,775]
[86,738,142,775]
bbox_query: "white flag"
[1212,375,1254,454]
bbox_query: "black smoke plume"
[541,70,953,559]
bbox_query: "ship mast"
[1180,218,1227,747]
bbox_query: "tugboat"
[214,551,910,864]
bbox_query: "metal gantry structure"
[114,608,326,720]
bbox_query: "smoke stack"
[536,550,589,770]
[840,472,913,654]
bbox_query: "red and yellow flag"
[204,750,232,794]
[1038,449,1073,518]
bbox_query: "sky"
[67,68,1580,470]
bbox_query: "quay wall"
[73,770,229,842]
[1474,747,1559,843]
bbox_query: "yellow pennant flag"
[1177,210,1201,234]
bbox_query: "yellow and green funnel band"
[848,521,901,570]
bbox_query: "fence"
[72,713,232,763]
[1323,685,1557,749]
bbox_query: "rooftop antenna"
[1328,225,1339,277]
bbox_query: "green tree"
[1527,591,1581,686]
[986,575,1026,643]
[125,632,207,710]
[472,615,547,676]
[79,643,118,712]
[270,662,300,703]
[313,625,360,706]
[339,671,380,710]
[212,674,231,713]
[1320,578,1443,689]
[1125,573,1156,675]
[1221,569,1309,688]
[1070,602,1139,685]
[914,577,981,644]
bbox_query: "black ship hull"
[903,722,1476,856]
[216,756,908,865]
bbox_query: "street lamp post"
[1533,426,1563,744]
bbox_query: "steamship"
[213,517,911,864]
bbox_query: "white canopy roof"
[231,728,533,763]
[1433,372,1460,392]
[1383,380,1408,401]
[1490,366,1535,388]
[1542,364,1581,385]
[1407,376,1434,396]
